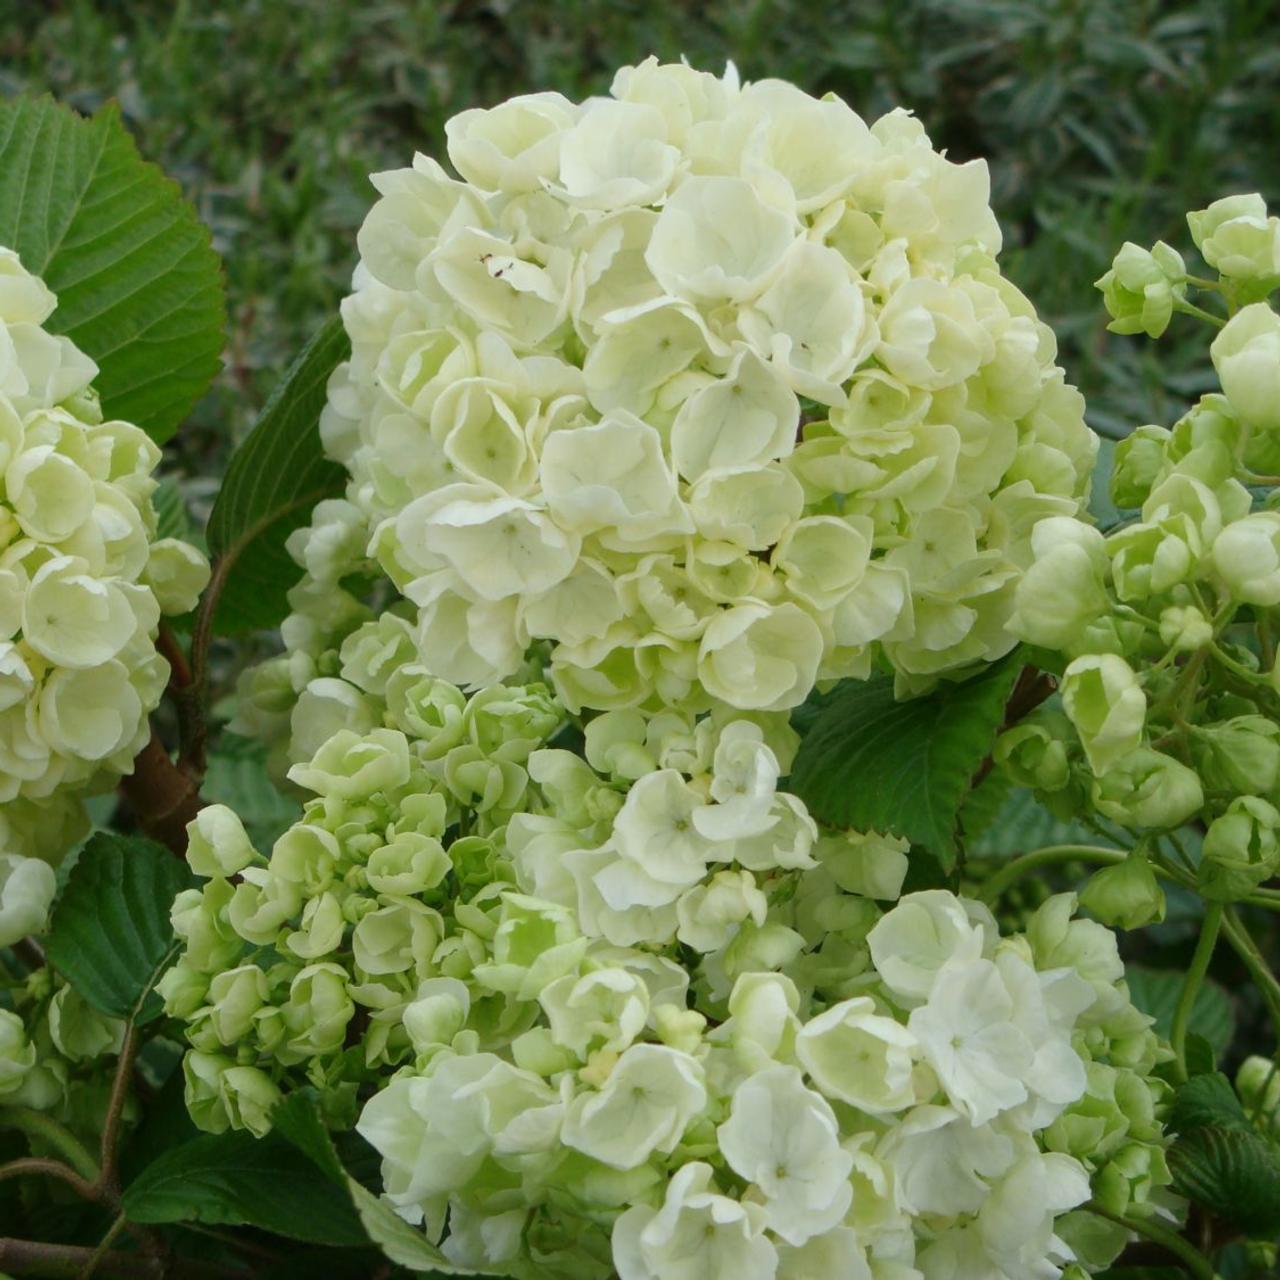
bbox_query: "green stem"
[1171,902,1224,1082]
[1172,296,1226,329]
[1210,642,1267,683]
[976,844,1124,905]
[1222,908,1280,1039]
[0,1109,100,1183]
[1182,274,1223,292]
[1086,1201,1218,1280]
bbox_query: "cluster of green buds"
[1000,193,1280,925]
[0,965,131,1146]
[161,679,565,1135]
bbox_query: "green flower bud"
[1080,854,1165,930]
[1199,795,1280,902]
[1007,518,1109,649]
[1091,748,1204,829]
[383,666,468,758]
[472,893,587,999]
[1044,1063,1131,1162]
[366,831,451,896]
[351,901,443,978]
[220,1065,283,1138]
[1214,511,1280,605]
[441,744,527,813]
[1092,1140,1170,1217]
[144,538,211,616]
[0,852,57,948]
[0,1008,36,1096]
[186,804,258,879]
[171,879,243,972]
[269,823,340,896]
[1061,654,1146,776]
[1188,193,1280,282]
[283,891,346,961]
[402,978,471,1057]
[283,963,354,1057]
[183,1050,235,1133]
[1110,425,1171,509]
[287,728,411,800]
[465,682,562,763]
[204,964,271,1045]
[1096,241,1186,338]
[227,873,303,947]
[1191,715,1280,795]
[47,985,126,1061]
[1210,303,1280,431]
[1157,605,1212,653]
[1107,520,1197,602]
[157,962,211,1019]
[1236,1055,1280,1133]
[338,612,417,695]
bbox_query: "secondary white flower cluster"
[0,247,209,878]
[249,56,1096,763]
[1003,196,1280,916]
[170,692,1172,1279]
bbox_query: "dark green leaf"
[1170,1073,1252,1135]
[1184,1033,1218,1080]
[1168,1125,1280,1235]
[788,653,1025,867]
[45,832,195,1024]
[205,315,349,633]
[0,96,225,442]
[1124,966,1236,1058]
[122,1128,367,1246]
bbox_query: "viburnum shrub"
[0,58,1277,1280]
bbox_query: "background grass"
[5,0,1280,476]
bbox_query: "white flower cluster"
[253,56,1096,759]
[0,247,209,878]
[171,694,1171,1280]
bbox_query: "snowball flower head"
[256,54,1096,762]
[0,247,209,860]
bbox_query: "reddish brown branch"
[117,733,203,856]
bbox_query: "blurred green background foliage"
[6,0,1280,477]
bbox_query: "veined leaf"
[122,1128,367,1246]
[205,315,349,633]
[45,832,195,1024]
[787,653,1025,867]
[0,96,225,442]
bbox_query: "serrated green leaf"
[787,653,1025,867]
[0,96,225,442]
[1124,966,1236,1058]
[122,1128,368,1246]
[272,1090,478,1275]
[1170,1072,1252,1135]
[45,832,195,1024]
[1168,1124,1280,1235]
[205,315,349,633]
